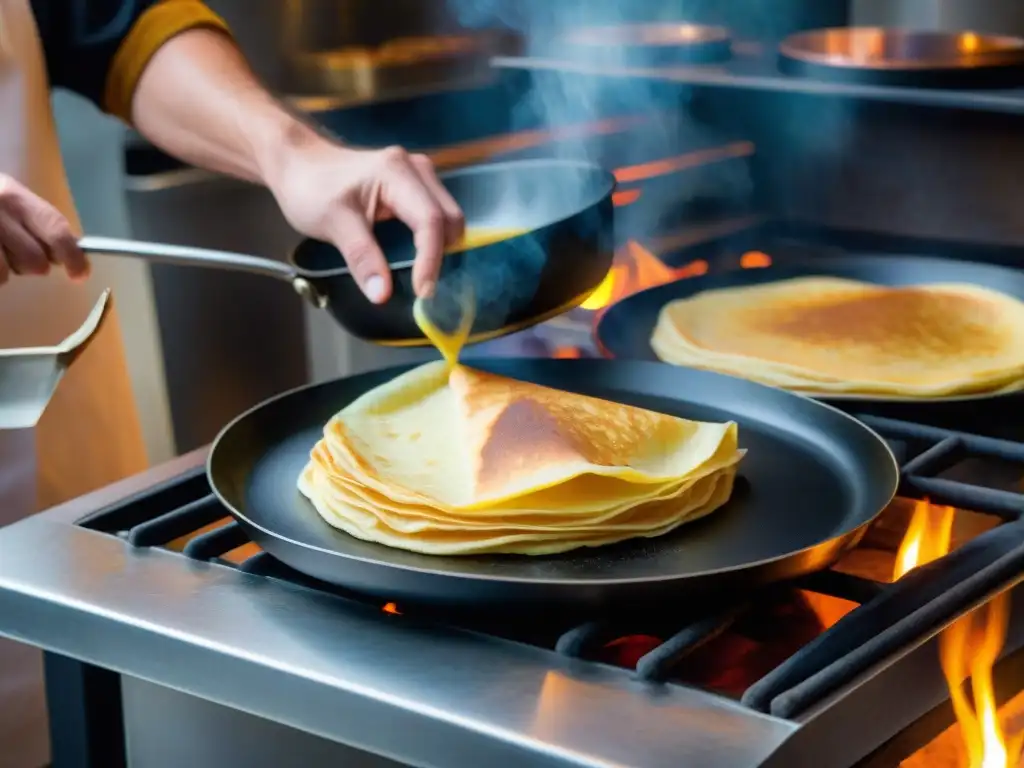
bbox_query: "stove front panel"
[0,512,798,768]
[122,677,405,768]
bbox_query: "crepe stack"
[298,361,744,556]
[651,276,1024,398]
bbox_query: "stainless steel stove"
[13,134,1024,768]
[7,218,1024,768]
[2,385,1024,767]
[10,10,1024,766]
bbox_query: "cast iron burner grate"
[76,413,1024,723]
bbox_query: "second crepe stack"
[651,276,1024,398]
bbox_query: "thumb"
[327,206,392,304]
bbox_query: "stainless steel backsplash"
[202,0,461,91]
[852,0,1024,35]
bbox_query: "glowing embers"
[583,497,1005,701]
[673,591,857,697]
[586,589,857,698]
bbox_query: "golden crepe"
[651,277,1024,398]
[298,361,744,556]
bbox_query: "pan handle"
[78,236,326,308]
[79,236,298,281]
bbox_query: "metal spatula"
[0,289,111,430]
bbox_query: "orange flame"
[939,592,1022,768]
[612,189,642,207]
[382,602,401,615]
[580,241,708,312]
[740,250,772,269]
[552,346,582,359]
[580,244,772,314]
[893,500,1022,766]
[893,499,955,581]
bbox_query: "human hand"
[0,174,89,284]
[264,138,464,304]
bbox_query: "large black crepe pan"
[208,358,898,615]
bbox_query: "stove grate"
[76,414,1024,721]
[125,494,221,547]
[860,414,1024,519]
[745,518,1024,717]
[634,604,748,683]
[548,414,1024,714]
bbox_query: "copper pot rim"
[779,27,1024,71]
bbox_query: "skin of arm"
[130,26,291,185]
[19,0,463,300]
[129,26,464,302]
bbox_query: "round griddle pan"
[596,253,1024,418]
[209,359,897,616]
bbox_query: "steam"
[423,234,547,338]
[437,0,759,334]
[445,0,758,227]
[450,0,697,167]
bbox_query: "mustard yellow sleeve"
[103,0,232,122]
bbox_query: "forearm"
[130,28,319,186]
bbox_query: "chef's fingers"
[0,219,50,276]
[0,176,48,275]
[326,205,392,304]
[0,247,9,285]
[21,205,89,280]
[51,232,90,281]
[378,147,446,299]
[0,174,87,279]
[408,153,465,248]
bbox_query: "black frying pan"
[596,253,1024,409]
[79,158,615,346]
[208,358,897,615]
